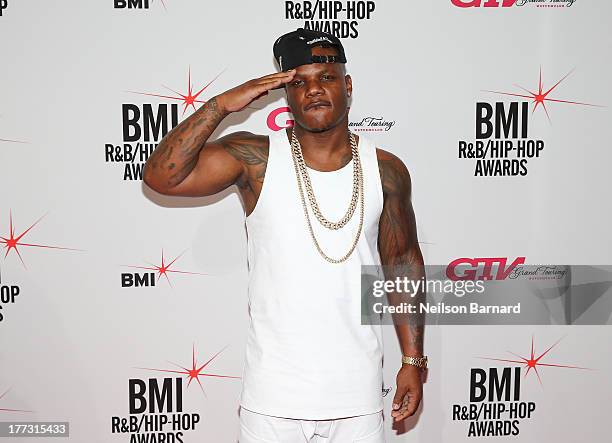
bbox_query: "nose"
[304,79,324,98]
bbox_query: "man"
[143,28,426,443]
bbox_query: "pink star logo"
[135,344,240,397]
[128,67,224,116]
[122,248,207,287]
[478,335,593,387]
[484,67,604,123]
[0,210,83,269]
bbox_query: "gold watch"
[402,355,428,369]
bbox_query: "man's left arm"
[377,149,425,423]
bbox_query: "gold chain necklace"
[290,129,360,230]
[290,129,364,263]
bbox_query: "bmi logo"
[452,335,591,437]
[111,344,239,441]
[104,68,222,181]
[458,67,601,177]
[120,248,207,288]
[114,0,167,10]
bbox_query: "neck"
[286,115,352,167]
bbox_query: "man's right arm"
[143,70,296,197]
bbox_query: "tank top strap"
[356,133,384,212]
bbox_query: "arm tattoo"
[144,97,227,187]
[219,135,269,195]
[378,152,425,355]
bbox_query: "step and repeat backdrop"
[1,1,611,442]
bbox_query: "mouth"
[304,101,332,111]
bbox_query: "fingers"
[391,389,422,422]
[269,75,295,90]
[256,70,295,82]
[235,71,296,106]
[255,71,296,91]
[402,391,421,418]
[253,90,269,100]
[391,396,411,421]
[220,70,296,112]
[392,386,407,413]
[252,77,293,98]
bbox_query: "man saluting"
[143,28,427,443]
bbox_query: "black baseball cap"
[273,28,347,72]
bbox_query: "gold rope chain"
[290,129,365,264]
[290,129,360,230]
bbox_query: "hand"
[216,71,296,113]
[391,364,423,422]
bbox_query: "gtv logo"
[267,107,294,131]
[451,0,516,7]
[447,257,526,281]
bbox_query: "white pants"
[239,407,386,443]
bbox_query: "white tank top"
[239,130,385,420]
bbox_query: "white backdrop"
[1,1,611,442]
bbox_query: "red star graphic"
[122,248,207,287]
[128,67,224,116]
[0,387,33,413]
[0,210,83,269]
[135,344,240,397]
[478,335,592,386]
[484,67,603,123]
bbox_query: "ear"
[345,74,353,97]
